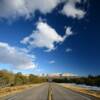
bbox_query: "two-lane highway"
[0,83,99,100]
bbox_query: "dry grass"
[0,84,42,97]
[59,83,100,98]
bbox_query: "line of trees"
[52,75,100,87]
[1,69,100,87]
[0,70,47,87]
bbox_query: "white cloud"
[0,42,37,69]
[62,0,86,19]
[21,20,73,51]
[0,0,61,19]
[49,60,55,64]
[0,0,87,20]
[66,48,72,52]
[65,26,73,37]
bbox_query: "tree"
[0,70,15,87]
[14,72,27,85]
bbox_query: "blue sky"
[0,0,100,76]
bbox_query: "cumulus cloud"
[0,0,87,20]
[62,0,86,19]
[21,20,73,52]
[0,42,37,69]
[0,0,61,19]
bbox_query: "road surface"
[0,84,49,100]
[51,83,93,100]
[0,83,99,100]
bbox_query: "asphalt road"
[51,83,92,100]
[0,83,99,100]
[0,84,49,100]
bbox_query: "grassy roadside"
[58,83,100,99]
[0,84,43,98]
